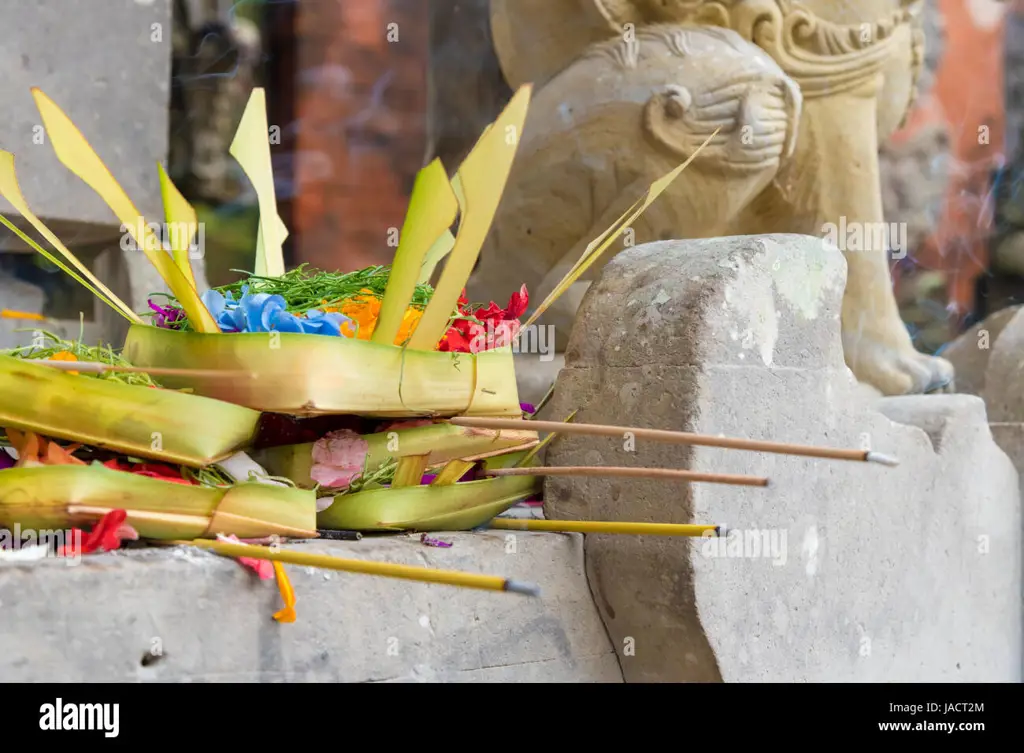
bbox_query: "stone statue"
[466,0,956,395]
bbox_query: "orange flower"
[0,309,45,321]
[47,350,79,376]
[5,428,86,467]
[321,289,423,345]
[272,561,297,623]
[396,308,423,345]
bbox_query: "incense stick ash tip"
[866,451,899,467]
[504,579,541,597]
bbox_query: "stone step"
[0,532,621,682]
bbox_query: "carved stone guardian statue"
[467,0,955,395]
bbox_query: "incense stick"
[485,465,768,487]
[35,360,255,379]
[488,518,721,537]
[171,538,540,595]
[451,416,898,466]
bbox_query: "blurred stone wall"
[288,0,429,273]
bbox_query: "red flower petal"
[439,328,473,353]
[133,471,195,485]
[505,284,529,319]
[135,463,183,478]
[475,301,503,321]
[59,509,131,557]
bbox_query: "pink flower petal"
[311,429,370,487]
[218,534,274,580]
[115,524,140,541]
[240,556,275,580]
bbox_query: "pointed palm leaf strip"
[417,173,465,285]
[522,127,721,331]
[0,152,138,321]
[374,158,458,345]
[430,459,475,485]
[157,164,200,288]
[0,210,128,320]
[392,455,429,487]
[515,409,577,467]
[229,88,287,278]
[407,85,532,350]
[30,88,217,332]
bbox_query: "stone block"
[945,304,1024,505]
[0,533,621,682]
[0,0,173,250]
[942,305,1021,398]
[546,235,1021,682]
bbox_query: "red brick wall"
[290,0,429,272]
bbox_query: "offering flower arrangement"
[114,86,539,418]
[0,84,553,544]
[0,81,696,612]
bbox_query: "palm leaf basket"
[252,421,538,488]
[122,326,522,417]
[0,464,316,540]
[317,450,539,533]
[0,81,694,535]
[0,353,261,467]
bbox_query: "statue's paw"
[843,334,955,396]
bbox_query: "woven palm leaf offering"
[0,82,709,547]
[120,87,534,418]
[0,85,556,538]
[0,99,318,550]
[0,338,317,543]
[0,332,262,467]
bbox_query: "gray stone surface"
[514,353,564,408]
[0,532,621,682]
[979,307,1024,424]
[546,235,1021,682]
[945,305,1024,506]
[0,0,173,249]
[942,305,1021,398]
[0,271,44,348]
[0,269,104,348]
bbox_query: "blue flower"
[200,286,355,336]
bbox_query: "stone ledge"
[0,532,620,682]
[548,235,1021,682]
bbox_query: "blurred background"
[167,0,431,286]
[1,0,1024,356]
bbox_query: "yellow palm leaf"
[406,85,532,350]
[373,158,458,345]
[30,88,218,333]
[229,88,286,278]
[156,163,199,289]
[522,127,720,330]
[0,151,138,322]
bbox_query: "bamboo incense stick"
[451,416,898,466]
[485,465,768,486]
[35,360,255,379]
[488,518,721,537]
[171,538,540,595]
